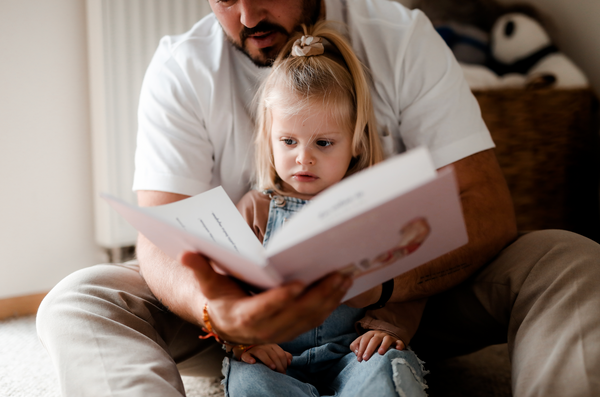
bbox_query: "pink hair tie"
[291,35,325,57]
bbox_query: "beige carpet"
[0,316,223,397]
[0,315,511,396]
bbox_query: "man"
[37,0,600,396]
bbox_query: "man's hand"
[137,190,353,346]
[180,251,352,344]
[350,330,405,362]
[235,344,293,374]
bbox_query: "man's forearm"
[391,192,516,301]
[136,191,207,327]
[391,149,518,302]
[136,234,206,327]
[136,190,352,345]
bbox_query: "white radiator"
[86,0,211,248]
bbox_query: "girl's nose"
[296,148,315,165]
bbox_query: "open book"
[102,147,468,300]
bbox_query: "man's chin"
[239,45,280,68]
[225,34,282,67]
[248,49,277,68]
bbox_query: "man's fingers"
[233,272,352,344]
[264,273,352,342]
[242,281,305,320]
[177,261,352,345]
[316,272,353,305]
[179,251,209,272]
[266,272,351,322]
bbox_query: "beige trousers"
[37,230,600,396]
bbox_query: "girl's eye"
[316,140,333,147]
[282,138,296,145]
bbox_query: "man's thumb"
[179,251,223,298]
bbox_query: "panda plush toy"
[488,13,588,88]
[461,12,588,89]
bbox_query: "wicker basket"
[473,88,600,241]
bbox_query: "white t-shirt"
[133,0,494,204]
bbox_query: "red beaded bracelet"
[198,303,255,353]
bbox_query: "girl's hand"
[350,330,405,362]
[236,344,292,374]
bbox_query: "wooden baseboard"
[0,292,48,320]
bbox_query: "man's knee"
[36,263,153,345]
[483,229,600,288]
[517,229,600,258]
[480,229,600,328]
[516,229,600,292]
[465,229,600,331]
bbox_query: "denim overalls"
[223,192,428,397]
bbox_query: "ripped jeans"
[222,193,428,396]
[222,304,428,397]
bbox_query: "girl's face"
[270,105,354,197]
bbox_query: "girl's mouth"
[293,172,318,182]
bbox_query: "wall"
[0,0,101,299]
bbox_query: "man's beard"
[225,0,322,68]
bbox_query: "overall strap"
[261,190,309,247]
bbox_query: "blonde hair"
[254,21,384,194]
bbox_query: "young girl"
[225,22,428,397]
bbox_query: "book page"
[143,187,266,260]
[265,168,467,300]
[339,168,467,300]
[101,187,281,289]
[266,147,437,255]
